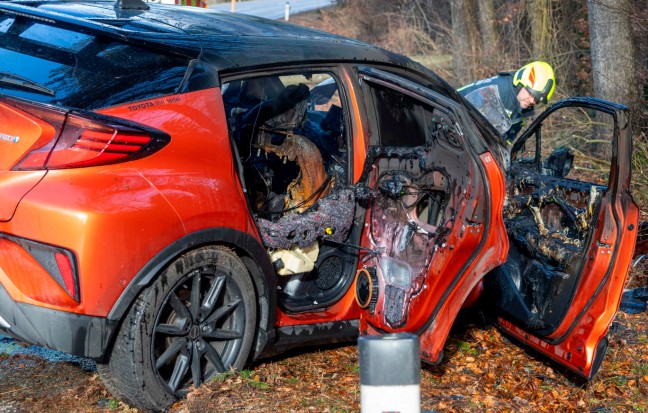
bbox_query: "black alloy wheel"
[153,262,248,394]
[97,246,257,412]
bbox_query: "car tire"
[97,246,257,412]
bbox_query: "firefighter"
[458,61,555,144]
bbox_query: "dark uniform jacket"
[458,72,533,143]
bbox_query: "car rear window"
[0,15,192,110]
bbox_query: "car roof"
[0,0,416,73]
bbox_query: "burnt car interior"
[222,69,473,319]
[222,67,619,336]
[222,72,361,312]
[488,106,614,334]
[354,74,466,328]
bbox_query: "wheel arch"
[106,227,276,359]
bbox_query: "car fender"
[106,227,277,356]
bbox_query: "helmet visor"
[527,78,554,104]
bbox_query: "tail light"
[1,96,170,170]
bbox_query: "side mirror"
[542,147,574,177]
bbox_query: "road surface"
[210,0,336,20]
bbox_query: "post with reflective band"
[359,333,420,413]
[284,2,290,21]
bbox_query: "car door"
[352,66,509,364]
[490,97,639,378]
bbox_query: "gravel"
[0,334,96,371]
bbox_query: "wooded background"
[324,0,647,129]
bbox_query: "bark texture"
[451,0,478,84]
[527,0,553,59]
[588,0,639,112]
[476,0,498,64]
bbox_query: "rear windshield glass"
[0,15,192,110]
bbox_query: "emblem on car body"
[0,132,20,143]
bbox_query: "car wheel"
[98,246,257,411]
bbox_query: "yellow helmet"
[513,61,555,104]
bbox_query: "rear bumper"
[0,281,116,360]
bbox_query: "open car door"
[490,97,639,378]
[353,67,509,364]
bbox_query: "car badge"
[0,132,20,143]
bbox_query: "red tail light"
[2,96,170,170]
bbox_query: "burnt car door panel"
[354,67,508,364]
[491,97,639,378]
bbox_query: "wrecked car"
[0,1,638,411]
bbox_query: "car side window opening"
[362,79,456,226]
[222,71,358,310]
[367,85,428,147]
[514,107,612,185]
[499,106,614,332]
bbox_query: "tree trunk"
[451,0,478,85]
[588,0,640,154]
[588,0,640,114]
[476,0,498,70]
[527,0,553,59]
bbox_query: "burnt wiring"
[398,186,443,209]
[324,239,383,256]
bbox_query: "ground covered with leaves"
[2,307,647,412]
[163,312,648,413]
[166,260,648,412]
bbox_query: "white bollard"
[284,1,290,21]
[230,0,235,12]
[359,333,421,413]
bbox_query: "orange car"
[0,1,638,411]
